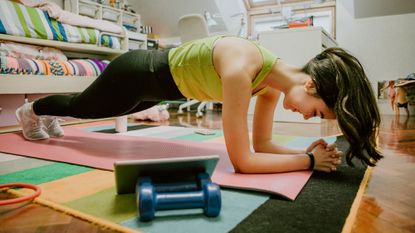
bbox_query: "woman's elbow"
[229,155,254,174]
[252,140,268,153]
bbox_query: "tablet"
[114,155,220,194]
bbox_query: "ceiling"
[130,0,245,38]
[130,0,415,39]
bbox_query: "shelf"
[0,34,126,58]
[66,0,141,30]
[0,75,97,94]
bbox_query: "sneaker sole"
[47,131,64,138]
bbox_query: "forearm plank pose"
[16,35,383,173]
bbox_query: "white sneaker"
[15,102,49,140]
[42,116,64,138]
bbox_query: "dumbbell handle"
[156,191,205,210]
[153,173,211,193]
[155,182,198,193]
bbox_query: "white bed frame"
[0,31,130,130]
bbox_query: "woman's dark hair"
[302,47,383,166]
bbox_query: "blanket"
[0,1,121,49]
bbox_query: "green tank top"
[168,35,277,101]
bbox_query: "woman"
[16,35,382,173]
[380,80,396,111]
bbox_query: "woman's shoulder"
[214,37,262,63]
[213,39,263,82]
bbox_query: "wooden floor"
[0,110,414,233]
[351,114,415,233]
[171,111,415,233]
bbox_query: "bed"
[0,0,129,127]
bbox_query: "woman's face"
[283,83,336,120]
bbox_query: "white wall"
[336,0,415,114]
[353,0,415,19]
[214,0,247,36]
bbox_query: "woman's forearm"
[253,140,306,155]
[234,152,311,174]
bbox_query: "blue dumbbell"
[137,173,221,222]
[153,173,211,193]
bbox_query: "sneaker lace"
[31,118,45,132]
[46,117,65,130]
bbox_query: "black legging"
[33,49,184,118]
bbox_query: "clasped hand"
[306,139,343,172]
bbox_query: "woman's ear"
[304,79,317,95]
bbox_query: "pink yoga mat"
[0,128,312,200]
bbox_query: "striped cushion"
[0,55,109,76]
[0,1,120,49]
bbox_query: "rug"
[0,122,367,233]
[0,125,336,200]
